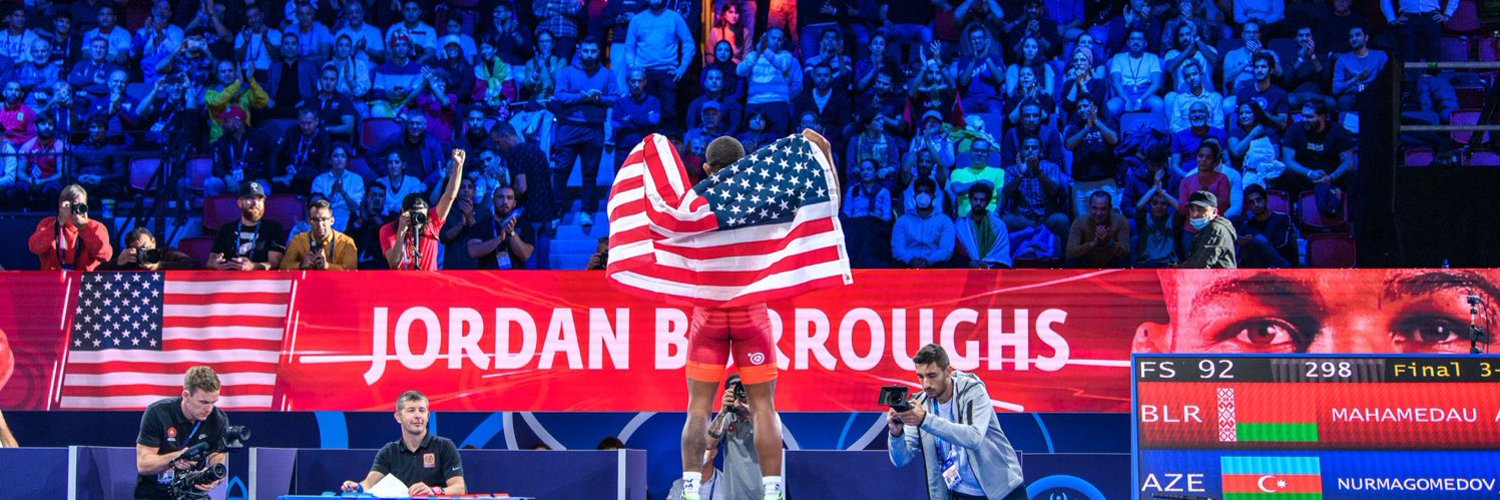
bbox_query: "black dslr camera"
[732,380,748,401]
[879,385,913,412]
[408,209,429,226]
[167,426,250,500]
[139,248,164,265]
[70,202,89,215]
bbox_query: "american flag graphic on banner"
[606,133,852,307]
[58,272,290,410]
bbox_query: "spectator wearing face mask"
[1178,190,1237,269]
[893,178,956,269]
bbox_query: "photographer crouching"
[101,228,198,270]
[887,344,1025,500]
[135,366,237,500]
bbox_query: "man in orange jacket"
[28,184,113,271]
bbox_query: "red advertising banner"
[1,269,1495,412]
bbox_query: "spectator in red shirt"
[17,113,66,203]
[28,184,113,271]
[381,149,466,270]
[0,81,37,147]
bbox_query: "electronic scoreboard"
[1133,354,1500,499]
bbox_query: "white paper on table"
[366,474,410,498]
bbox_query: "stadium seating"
[1441,36,1472,62]
[265,194,307,229]
[128,157,161,191]
[1404,148,1435,167]
[176,236,215,267]
[202,195,242,234]
[1451,109,1483,143]
[1297,190,1349,233]
[358,117,402,152]
[186,155,214,192]
[1266,189,1291,214]
[1306,232,1357,268]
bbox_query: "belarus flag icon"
[1221,456,1323,498]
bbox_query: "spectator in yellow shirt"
[282,199,358,270]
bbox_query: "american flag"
[606,133,852,307]
[58,272,290,410]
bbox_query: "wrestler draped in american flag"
[606,129,850,500]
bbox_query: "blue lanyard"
[185,419,203,446]
[934,400,955,458]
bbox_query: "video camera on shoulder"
[879,385,913,413]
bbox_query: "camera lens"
[140,248,163,264]
[409,210,429,225]
[71,203,89,215]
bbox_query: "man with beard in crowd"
[465,185,535,269]
[207,182,286,271]
[552,37,617,228]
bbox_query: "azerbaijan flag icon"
[1221,456,1324,499]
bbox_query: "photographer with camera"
[381,148,466,270]
[135,366,231,500]
[887,344,1024,500]
[341,390,466,496]
[670,374,773,500]
[281,199,358,270]
[101,227,197,270]
[28,184,113,271]
[708,373,774,499]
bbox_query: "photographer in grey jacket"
[888,344,1025,500]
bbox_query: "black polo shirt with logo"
[135,396,230,499]
[372,434,464,488]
